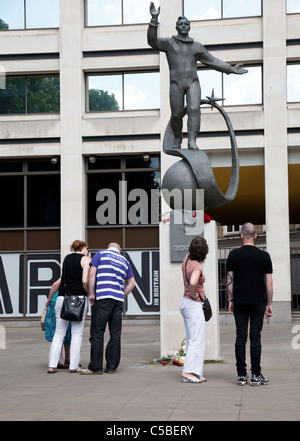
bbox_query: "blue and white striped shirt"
[90,248,134,302]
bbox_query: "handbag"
[60,261,86,322]
[60,295,85,322]
[184,258,212,322]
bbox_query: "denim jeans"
[234,303,266,376]
[88,298,123,373]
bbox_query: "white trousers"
[48,295,88,370]
[180,297,206,377]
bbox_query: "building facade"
[0,0,299,322]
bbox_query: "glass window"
[88,172,122,225]
[27,175,60,227]
[124,72,160,110]
[287,0,300,13]
[287,64,300,102]
[0,76,60,115]
[223,0,261,18]
[87,72,160,111]
[223,66,262,105]
[0,77,26,114]
[27,76,60,113]
[86,0,158,26]
[184,0,221,20]
[0,176,24,228]
[123,0,151,24]
[86,0,122,26]
[0,0,59,30]
[88,74,122,111]
[198,65,262,106]
[184,0,261,20]
[0,0,24,30]
[25,0,59,28]
[198,69,222,104]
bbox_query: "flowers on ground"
[148,339,186,366]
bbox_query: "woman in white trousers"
[180,236,209,384]
[48,240,91,373]
[48,295,88,372]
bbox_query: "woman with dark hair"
[180,235,209,383]
[48,240,91,373]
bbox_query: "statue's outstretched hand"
[232,64,248,74]
[150,2,160,19]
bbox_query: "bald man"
[226,223,273,386]
[80,243,135,375]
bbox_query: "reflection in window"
[184,0,261,20]
[198,66,262,106]
[287,0,300,13]
[0,76,60,114]
[224,66,262,105]
[26,0,59,29]
[0,0,59,30]
[86,0,158,26]
[287,64,300,102]
[87,72,160,111]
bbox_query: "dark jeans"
[234,303,266,376]
[88,298,123,373]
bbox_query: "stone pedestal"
[159,220,220,360]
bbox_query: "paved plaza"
[0,320,300,423]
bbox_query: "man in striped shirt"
[80,243,135,375]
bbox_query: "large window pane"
[287,64,300,102]
[184,0,221,20]
[124,72,160,110]
[126,171,160,225]
[0,0,24,30]
[223,0,261,18]
[0,176,24,227]
[287,0,300,13]
[0,77,25,114]
[223,66,262,105]
[88,173,122,225]
[27,76,60,113]
[86,0,122,26]
[123,0,153,24]
[26,0,59,28]
[88,75,122,111]
[198,69,222,103]
[27,175,60,227]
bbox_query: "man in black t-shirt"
[226,223,273,386]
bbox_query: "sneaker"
[250,374,269,386]
[237,375,248,386]
[78,368,103,375]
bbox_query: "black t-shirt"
[226,245,273,305]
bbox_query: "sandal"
[181,375,203,383]
[47,368,58,374]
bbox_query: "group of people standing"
[45,221,273,386]
[46,240,135,375]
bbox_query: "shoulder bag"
[60,261,86,322]
[184,258,212,322]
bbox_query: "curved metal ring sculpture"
[162,99,240,210]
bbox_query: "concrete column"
[59,0,85,259]
[263,0,291,321]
